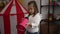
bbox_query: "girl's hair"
[28,1,39,17]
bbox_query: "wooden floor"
[40,21,60,34]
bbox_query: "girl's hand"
[26,23,32,27]
[28,24,32,27]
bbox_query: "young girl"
[26,1,42,34]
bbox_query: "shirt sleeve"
[31,14,42,28]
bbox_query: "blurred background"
[0,0,60,34]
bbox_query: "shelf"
[41,5,49,7]
[41,5,54,7]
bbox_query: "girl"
[26,1,42,34]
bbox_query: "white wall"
[41,0,49,5]
[41,7,48,19]
[35,0,40,13]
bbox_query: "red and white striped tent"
[0,0,28,34]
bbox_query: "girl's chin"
[30,13,34,15]
[30,14,32,15]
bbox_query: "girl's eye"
[28,8,32,11]
[30,8,33,10]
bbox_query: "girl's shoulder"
[35,13,42,17]
[34,13,42,19]
[28,13,42,18]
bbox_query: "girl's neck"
[31,13,34,15]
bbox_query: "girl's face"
[28,4,34,15]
